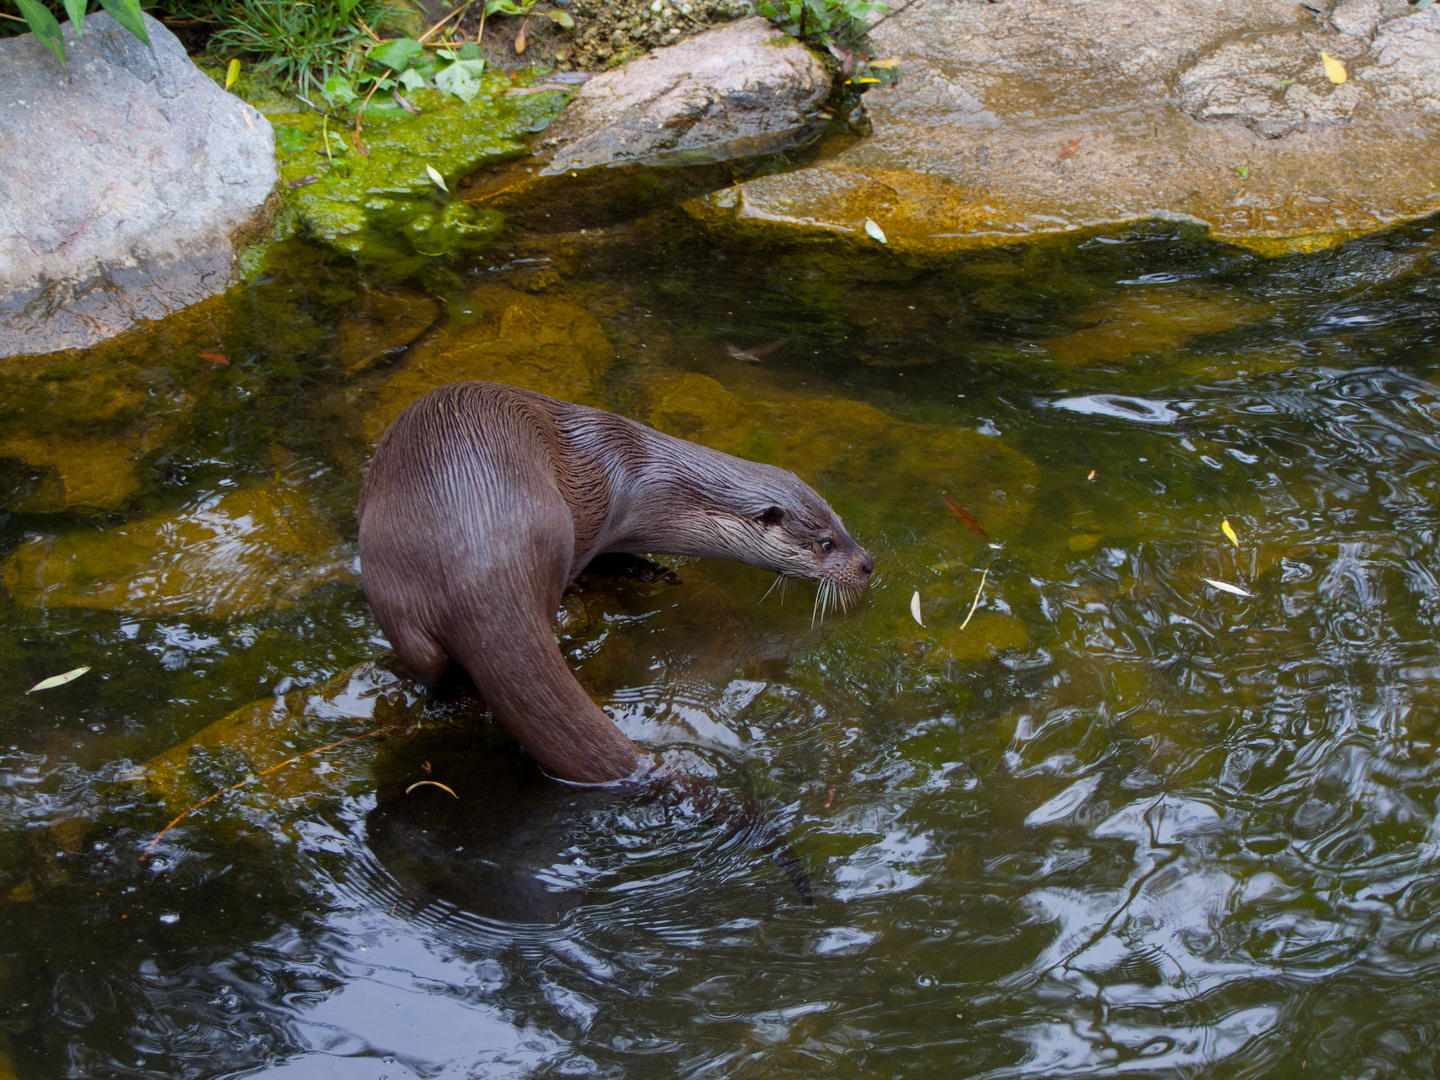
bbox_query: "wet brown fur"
[357,381,872,787]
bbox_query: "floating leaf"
[198,352,229,365]
[27,666,91,694]
[1221,518,1239,548]
[910,590,924,627]
[1236,165,1249,178]
[1086,469,1096,480]
[1321,52,1347,84]
[942,495,992,543]
[406,780,459,798]
[425,164,448,191]
[864,218,887,243]
[1057,135,1083,162]
[225,58,241,89]
[1202,577,1252,597]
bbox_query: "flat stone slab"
[0,13,277,357]
[689,0,1440,255]
[538,16,830,173]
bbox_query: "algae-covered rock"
[0,299,227,513]
[363,285,617,441]
[332,287,439,374]
[141,656,427,819]
[647,373,1038,539]
[261,82,570,268]
[689,0,1440,256]
[1036,285,1272,366]
[3,481,349,618]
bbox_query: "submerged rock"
[539,18,829,173]
[690,0,1440,255]
[3,481,350,618]
[362,285,617,441]
[646,372,1039,539]
[0,13,276,358]
[141,656,428,819]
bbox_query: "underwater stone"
[363,286,616,442]
[2,482,350,618]
[0,13,276,357]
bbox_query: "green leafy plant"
[200,0,397,102]
[9,0,149,71]
[755,0,886,50]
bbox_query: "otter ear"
[757,506,785,527]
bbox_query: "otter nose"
[858,552,874,577]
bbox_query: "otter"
[357,380,872,797]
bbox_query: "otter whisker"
[759,574,785,605]
[811,584,822,629]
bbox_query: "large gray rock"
[538,17,830,174]
[0,13,277,358]
[688,0,1440,256]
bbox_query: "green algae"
[211,62,572,272]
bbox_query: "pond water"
[3,206,1440,1079]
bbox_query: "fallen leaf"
[425,164,448,192]
[1221,518,1240,548]
[725,339,789,363]
[392,91,420,115]
[1202,577,1252,597]
[198,353,229,366]
[870,57,901,68]
[27,666,91,693]
[1057,135,1084,162]
[405,780,459,798]
[910,590,924,627]
[514,19,527,53]
[544,8,575,25]
[851,76,880,83]
[1321,52,1347,83]
[864,218,888,243]
[1086,469,1096,480]
[942,495,991,543]
[225,58,240,89]
[287,175,319,188]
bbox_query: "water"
[3,211,1440,1079]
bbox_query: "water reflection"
[2,214,1440,1077]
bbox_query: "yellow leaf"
[1321,52,1347,84]
[1221,518,1240,548]
[27,666,91,693]
[225,58,240,90]
[851,76,880,83]
[405,780,459,798]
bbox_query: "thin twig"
[141,726,396,859]
[418,0,476,44]
[861,0,921,38]
[354,13,383,43]
[959,568,988,630]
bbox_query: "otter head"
[631,445,874,610]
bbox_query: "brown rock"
[689,0,1440,256]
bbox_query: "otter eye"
[758,507,785,526]
[820,538,834,553]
